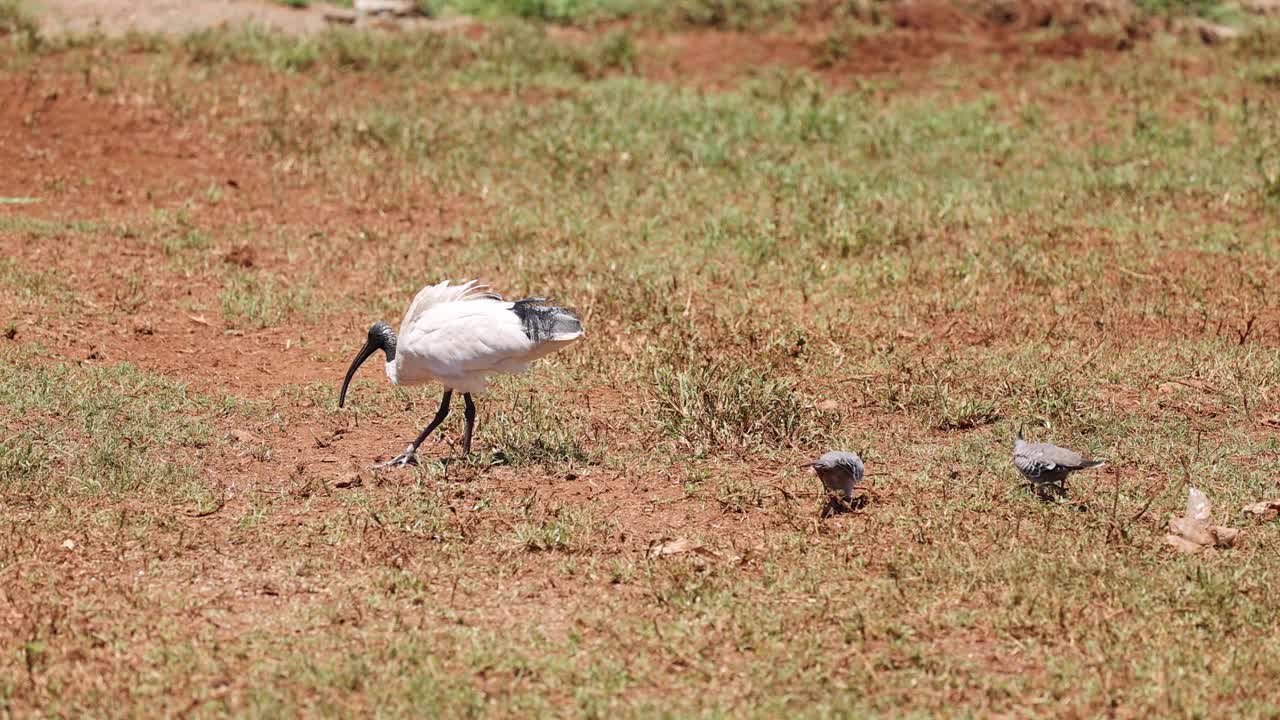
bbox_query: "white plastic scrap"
[1166,487,1240,554]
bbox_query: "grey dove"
[804,451,865,516]
[1012,430,1104,500]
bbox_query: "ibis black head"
[338,321,397,408]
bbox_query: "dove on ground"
[804,451,865,517]
[1012,429,1104,500]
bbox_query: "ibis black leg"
[376,389,453,468]
[462,393,477,455]
[410,389,454,452]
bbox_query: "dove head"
[1014,425,1028,450]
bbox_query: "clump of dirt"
[225,245,257,268]
[648,30,819,87]
[1035,28,1135,57]
[889,0,981,31]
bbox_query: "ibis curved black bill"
[339,339,379,408]
[339,321,398,408]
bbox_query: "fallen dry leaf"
[1214,526,1242,546]
[334,475,363,489]
[648,537,695,558]
[189,314,210,326]
[1166,487,1240,554]
[1243,499,1280,522]
[647,537,720,560]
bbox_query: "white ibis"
[339,280,584,466]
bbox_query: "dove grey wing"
[1034,443,1099,471]
[1014,450,1067,483]
[834,454,864,480]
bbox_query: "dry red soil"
[3,4,1271,712]
[0,1,1234,567]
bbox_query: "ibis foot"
[374,447,418,469]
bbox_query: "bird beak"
[797,461,816,468]
[339,338,379,408]
[1016,424,1024,441]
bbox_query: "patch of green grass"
[652,361,839,455]
[420,0,812,27]
[712,473,768,512]
[0,349,216,501]
[183,24,322,71]
[0,257,66,301]
[513,503,608,552]
[486,384,599,466]
[0,0,40,51]
[1134,0,1236,21]
[436,0,620,22]
[178,20,626,79]
[0,215,103,237]
[220,269,315,329]
[163,228,213,255]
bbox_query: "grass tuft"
[652,362,839,454]
[0,351,216,500]
[486,388,599,466]
[220,270,315,329]
[0,0,40,51]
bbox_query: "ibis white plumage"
[339,280,583,466]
